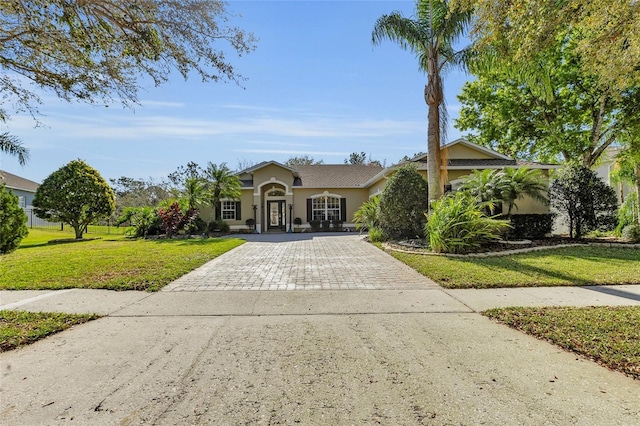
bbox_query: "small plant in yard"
[208,218,230,234]
[0,310,100,352]
[0,184,28,254]
[616,192,639,236]
[309,220,321,232]
[353,195,380,233]
[158,201,198,237]
[117,206,158,238]
[426,191,510,254]
[550,165,618,239]
[367,227,387,243]
[622,224,640,242]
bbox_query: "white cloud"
[235,148,350,157]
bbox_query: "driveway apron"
[163,234,440,291]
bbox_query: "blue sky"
[0,0,471,183]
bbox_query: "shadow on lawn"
[462,246,640,286]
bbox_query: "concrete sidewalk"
[1,287,639,425]
[2,284,639,316]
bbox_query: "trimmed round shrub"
[208,219,230,233]
[379,165,429,239]
[550,166,618,239]
[0,185,28,254]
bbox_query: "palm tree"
[183,177,208,210]
[0,132,30,165]
[459,169,502,207]
[372,0,472,203]
[353,195,381,233]
[460,167,548,215]
[498,168,548,215]
[204,162,241,221]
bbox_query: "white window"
[18,196,26,209]
[222,201,237,220]
[312,196,341,221]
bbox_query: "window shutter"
[235,201,241,220]
[306,198,312,222]
[340,198,347,222]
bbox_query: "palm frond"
[0,132,30,165]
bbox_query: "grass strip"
[484,306,640,379]
[0,310,100,352]
[387,246,640,288]
[0,230,245,291]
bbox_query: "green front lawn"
[484,306,640,379]
[0,310,100,352]
[0,229,244,291]
[388,246,640,289]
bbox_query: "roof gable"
[0,170,39,192]
[411,138,513,162]
[237,161,298,175]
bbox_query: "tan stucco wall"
[510,195,550,214]
[290,188,371,225]
[251,164,295,193]
[445,144,494,160]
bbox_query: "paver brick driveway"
[164,233,439,291]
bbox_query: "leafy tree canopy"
[33,159,116,239]
[0,0,256,122]
[452,0,640,91]
[283,155,324,167]
[345,152,367,165]
[455,37,640,167]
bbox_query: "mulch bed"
[384,236,638,256]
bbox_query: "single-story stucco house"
[204,139,560,233]
[0,169,39,211]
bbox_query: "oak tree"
[0,1,256,122]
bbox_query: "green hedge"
[506,214,555,239]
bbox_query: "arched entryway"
[263,184,288,232]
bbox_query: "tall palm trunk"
[425,57,443,202]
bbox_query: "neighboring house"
[0,169,39,210]
[594,146,634,204]
[203,139,560,233]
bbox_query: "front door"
[267,200,285,230]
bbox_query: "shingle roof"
[292,164,384,188]
[0,170,39,192]
[447,159,518,167]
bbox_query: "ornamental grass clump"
[426,192,510,254]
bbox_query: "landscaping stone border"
[382,242,640,258]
